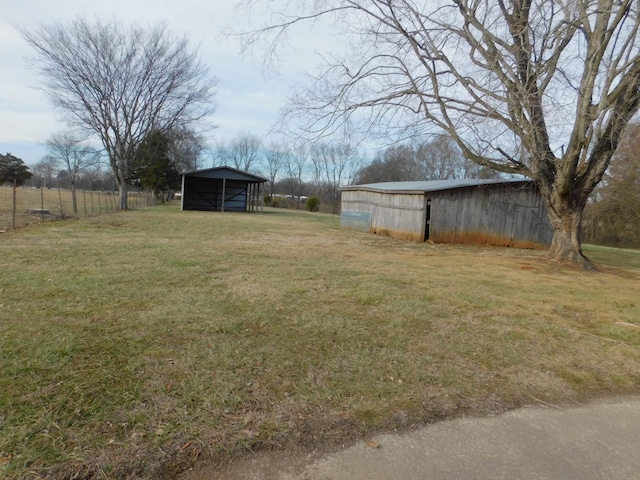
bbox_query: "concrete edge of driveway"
[181,396,640,480]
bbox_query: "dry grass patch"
[1,204,639,479]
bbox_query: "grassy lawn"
[1,203,639,479]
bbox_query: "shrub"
[307,195,320,212]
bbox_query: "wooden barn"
[340,179,553,248]
[181,166,266,212]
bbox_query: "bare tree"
[284,144,309,208]
[355,137,494,183]
[214,133,264,172]
[241,0,640,269]
[20,18,216,210]
[417,137,465,180]
[262,140,291,195]
[356,144,420,184]
[309,141,361,213]
[32,155,59,189]
[168,126,207,173]
[45,131,100,214]
[76,163,110,191]
[415,136,498,180]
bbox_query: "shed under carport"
[181,166,267,212]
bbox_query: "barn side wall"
[429,183,552,248]
[340,183,552,248]
[340,190,426,242]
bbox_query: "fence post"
[40,185,45,222]
[58,187,64,217]
[12,179,16,230]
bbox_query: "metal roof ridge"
[340,178,532,193]
[182,165,267,182]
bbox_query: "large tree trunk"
[542,192,596,270]
[71,183,78,215]
[119,183,128,210]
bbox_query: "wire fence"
[0,186,157,231]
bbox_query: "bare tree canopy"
[241,0,640,269]
[167,126,207,173]
[213,133,263,172]
[31,155,59,189]
[310,141,362,213]
[356,136,497,184]
[262,141,292,195]
[45,131,100,214]
[20,18,217,209]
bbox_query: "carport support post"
[221,178,226,212]
[180,174,185,211]
[252,183,256,211]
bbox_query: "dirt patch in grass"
[1,205,639,479]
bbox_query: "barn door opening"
[424,198,431,241]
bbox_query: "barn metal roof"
[182,166,267,183]
[340,178,532,194]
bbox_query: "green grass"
[1,204,639,479]
[583,243,640,270]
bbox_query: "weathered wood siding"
[429,183,551,248]
[340,181,552,248]
[341,189,426,241]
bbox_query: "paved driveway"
[182,396,640,480]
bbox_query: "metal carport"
[181,166,267,212]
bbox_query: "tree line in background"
[208,132,497,214]
[583,123,640,248]
[5,120,640,248]
[354,136,499,184]
[14,128,499,216]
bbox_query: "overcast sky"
[0,0,331,166]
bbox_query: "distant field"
[1,204,639,479]
[0,186,153,230]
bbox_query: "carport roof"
[340,178,532,194]
[182,166,267,183]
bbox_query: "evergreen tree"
[131,131,181,200]
[0,153,32,186]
